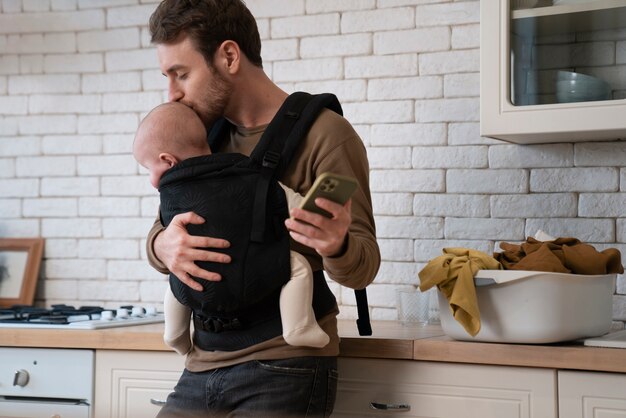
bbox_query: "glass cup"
[396,289,430,326]
[427,288,440,325]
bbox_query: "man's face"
[157,36,231,129]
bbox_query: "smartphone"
[299,172,358,218]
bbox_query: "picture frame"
[0,238,44,308]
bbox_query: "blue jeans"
[156,356,338,418]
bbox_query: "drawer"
[94,350,185,418]
[332,358,556,418]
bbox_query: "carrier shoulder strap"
[248,92,313,243]
[249,92,341,243]
[252,92,342,178]
[207,116,232,151]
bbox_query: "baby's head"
[134,102,210,188]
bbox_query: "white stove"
[0,305,166,417]
[0,347,94,417]
[0,304,164,330]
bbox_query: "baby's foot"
[284,325,330,348]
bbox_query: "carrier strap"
[355,288,372,336]
[255,92,342,178]
[249,92,313,243]
[207,116,231,151]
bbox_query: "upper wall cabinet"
[480,0,626,144]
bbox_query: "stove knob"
[131,306,145,317]
[116,308,129,319]
[145,306,157,316]
[101,310,114,321]
[13,369,29,387]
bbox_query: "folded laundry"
[418,248,502,337]
[496,237,624,275]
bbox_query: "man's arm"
[286,199,352,258]
[280,182,349,257]
[287,196,379,290]
[284,114,380,290]
[146,211,231,291]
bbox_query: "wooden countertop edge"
[339,337,414,360]
[413,336,626,373]
[2,323,625,373]
[0,328,416,357]
[0,327,171,351]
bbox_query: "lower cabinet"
[332,358,557,418]
[94,350,185,418]
[559,370,626,418]
[93,352,626,418]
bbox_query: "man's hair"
[149,0,263,68]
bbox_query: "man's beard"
[197,68,232,129]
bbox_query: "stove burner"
[0,304,105,325]
[0,304,163,329]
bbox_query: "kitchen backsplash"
[0,0,624,328]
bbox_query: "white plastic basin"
[438,270,615,344]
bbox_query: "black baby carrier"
[159,92,371,351]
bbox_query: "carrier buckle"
[262,151,280,169]
[196,316,243,333]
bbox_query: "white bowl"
[556,71,611,103]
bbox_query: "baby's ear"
[159,153,179,167]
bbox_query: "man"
[147,1,380,416]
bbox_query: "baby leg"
[163,286,193,355]
[280,252,330,348]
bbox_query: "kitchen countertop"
[1,320,624,373]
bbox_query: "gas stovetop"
[0,304,164,329]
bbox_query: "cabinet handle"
[370,402,411,411]
[150,398,167,406]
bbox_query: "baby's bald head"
[133,102,211,188]
[134,102,210,164]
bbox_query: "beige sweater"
[146,108,380,371]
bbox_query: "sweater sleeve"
[317,137,380,290]
[146,214,170,275]
[283,109,380,290]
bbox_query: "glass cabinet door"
[480,0,626,143]
[510,0,625,107]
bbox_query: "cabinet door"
[332,358,557,418]
[94,350,185,418]
[481,0,626,144]
[559,370,626,418]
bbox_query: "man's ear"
[217,40,240,74]
[159,153,179,168]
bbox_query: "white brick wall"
[9,75,80,94]
[0,0,624,330]
[0,10,104,33]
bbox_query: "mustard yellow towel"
[419,248,502,336]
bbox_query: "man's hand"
[154,212,231,291]
[285,198,352,257]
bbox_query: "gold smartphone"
[299,172,358,218]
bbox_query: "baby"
[133,102,329,354]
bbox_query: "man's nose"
[168,81,183,102]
